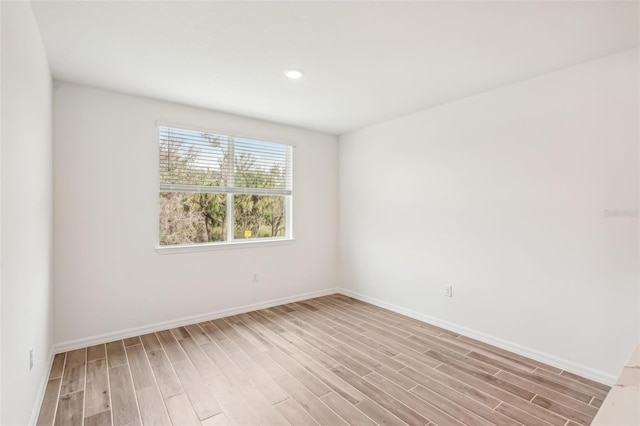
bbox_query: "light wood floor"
[37,294,609,426]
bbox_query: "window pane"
[234,195,285,239]
[160,127,230,187]
[234,138,289,190]
[159,192,227,245]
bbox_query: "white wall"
[339,49,639,383]
[1,2,54,424]
[53,83,338,346]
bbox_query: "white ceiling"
[32,1,639,135]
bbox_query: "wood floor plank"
[407,332,471,355]
[355,397,407,425]
[278,313,343,348]
[331,331,406,371]
[123,336,142,347]
[83,410,111,426]
[233,337,288,379]
[280,331,342,371]
[399,365,517,425]
[212,376,289,426]
[223,316,273,351]
[315,298,412,338]
[335,343,418,390]
[303,334,373,377]
[418,343,501,375]
[156,330,187,363]
[54,391,84,426]
[334,325,409,359]
[389,318,452,339]
[284,305,341,337]
[320,391,376,425]
[496,370,598,416]
[185,324,212,345]
[37,295,608,426]
[36,378,62,426]
[410,383,510,426]
[560,370,610,392]
[507,367,595,403]
[198,322,226,342]
[227,349,290,404]
[454,334,563,374]
[215,337,241,355]
[363,329,435,362]
[136,385,171,426]
[532,367,609,400]
[590,397,603,408]
[428,350,536,400]
[335,297,454,338]
[109,364,141,426]
[211,318,243,341]
[275,373,348,426]
[106,341,127,368]
[277,303,296,313]
[85,359,110,417]
[247,309,287,334]
[440,334,541,375]
[165,393,201,426]
[261,310,307,336]
[437,363,567,426]
[146,348,184,399]
[237,312,299,354]
[60,349,86,395]
[364,371,467,426]
[87,345,106,362]
[50,353,66,379]
[140,333,162,352]
[310,306,370,334]
[292,301,367,333]
[289,349,366,404]
[332,300,438,341]
[531,395,594,425]
[495,402,555,426]
[399,364,502,410]
[126,344,156,390]
[467,350,538,375]
[204,383,262,426]
[275,398,320,425]
[200,413,231,426]
[171,326,191,340]
[266,347,332,397]
[201,342,251,387]
[172,359,222,420]
[179,337,219,378]
[331,364,429,426]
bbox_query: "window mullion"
[285,145,293,238]
[226,137,235,241]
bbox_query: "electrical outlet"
[444,286,453,298]
[29,349,34,372]
[252,273,259,282]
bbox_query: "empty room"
[1,1,639,425]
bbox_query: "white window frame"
[155,122,294,253]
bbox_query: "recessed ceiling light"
[284,69,304,80]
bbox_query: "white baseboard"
[337,288,617,386]
[53,288,339,353]
[29,349,54,426]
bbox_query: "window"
[158,125,292,248]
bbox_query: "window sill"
[155,238,295,254]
